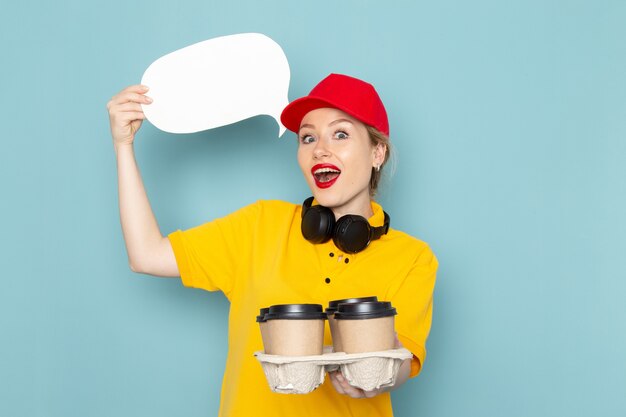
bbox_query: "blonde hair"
[366,125,393,196]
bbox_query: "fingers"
[118,112,145,123]
[109,105,145,124]
[107,85,151,146]
[328,371,347,395]
[114,102,144,113]
[108,100,145,127]
[107,85,152,109]
[394,332,402,348]
[336,373,365,398]
[115,91,152,105]
[364,388,381,398]
[329,371,367,399]
[121,84,150,96]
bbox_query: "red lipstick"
[311,164,341,189]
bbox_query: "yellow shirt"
[168,200,437,417]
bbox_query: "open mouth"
[312,164,341,188]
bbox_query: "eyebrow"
[330,118,354,126]
[299,118,355,131]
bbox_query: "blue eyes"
[299,130,349,144]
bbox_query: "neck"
[331,199,373,220]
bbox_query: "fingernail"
[141,85,149,91]
[145,96,153,103]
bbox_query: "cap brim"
[280,97,340,134]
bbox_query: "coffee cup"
[264,304,326,356]
[334,301,397,353]
[256,307,270,353]
[326,296,378,352]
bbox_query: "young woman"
[107,73,437,416]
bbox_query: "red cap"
[280,73,389,136]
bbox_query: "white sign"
[141,33,290,137]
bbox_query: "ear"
[372,143,387,168]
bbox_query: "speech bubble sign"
[141,33,290,137]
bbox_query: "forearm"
[115,143,171,274]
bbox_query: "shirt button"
[344,258,350,264]
[325,277,331,284]
[329,252,334,257]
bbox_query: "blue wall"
[1,1,625,416]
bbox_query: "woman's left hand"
[328,370,386,398]
[328,333,405,398]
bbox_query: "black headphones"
[301,197,390,254]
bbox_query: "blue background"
[1,0,625,416]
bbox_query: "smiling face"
[297,107,386,219]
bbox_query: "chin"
[313,195,337,208]
[310,190,346,209]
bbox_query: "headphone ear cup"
[301,205,335,244]
[333,215,371,254]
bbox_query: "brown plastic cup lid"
[325,296,378,315]
[256,307,270,323]
[334,301,397,320]
[265,304,327,320]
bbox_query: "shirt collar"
[310,199,385,227]
[369,200,386,227]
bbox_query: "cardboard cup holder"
[254,347,412,394]
[256,299,408,394]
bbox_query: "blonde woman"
[107,73,437,416]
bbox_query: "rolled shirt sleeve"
[167,202,262,299]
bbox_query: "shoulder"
[251,199,300,215]
[232,199,301,224]
[228,199,298,215]
[385,228,437,267]
[254,199,299,210]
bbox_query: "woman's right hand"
[107,84,153,148]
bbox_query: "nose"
[313,138,331,159]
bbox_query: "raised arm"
[107,85,179,277]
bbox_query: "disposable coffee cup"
[334,301,397,353]
[265,304,326,356]
[326,296,378,352]
[256,307,270,353]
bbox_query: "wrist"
[113,142,135,159]
[114,142,134,156]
